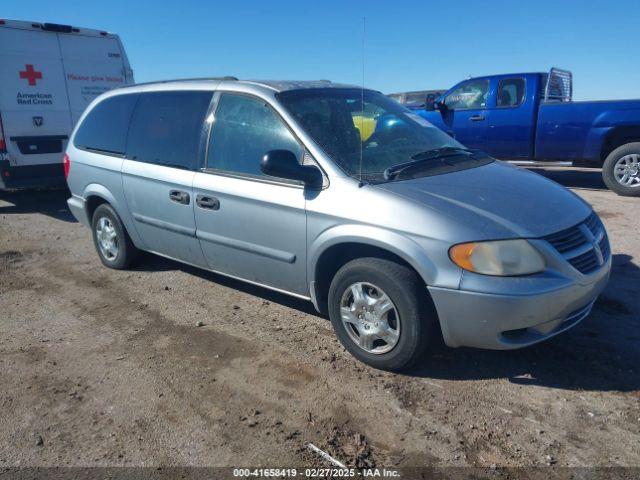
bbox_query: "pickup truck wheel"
[327,257,436,371]
[91,203,139,269]
[602,143,640,196]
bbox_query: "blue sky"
[4,0,639,100]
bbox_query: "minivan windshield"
[277,88,493,182]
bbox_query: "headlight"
[449,239,546,276]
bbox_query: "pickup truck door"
[437,79,490,150]
[486,76,536,159]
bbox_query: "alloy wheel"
[339,282,401,354]
[614,154,640,188]
[96,217,118,261]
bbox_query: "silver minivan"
[65,78,611,370]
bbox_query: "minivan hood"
[374,161,591,239]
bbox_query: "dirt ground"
[0,166,638,472]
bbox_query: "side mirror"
[435,100,447,112]
[261,150,323,188]
[424,100,436,111]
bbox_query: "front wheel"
[602,143,640,196]
[327,258,437,371]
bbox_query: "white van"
[0,19,134,189]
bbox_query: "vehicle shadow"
[0,188,76,223]
[136,249,639,392]
[406,253,639,392]
[525,166,607,191]
[133,252,321,316]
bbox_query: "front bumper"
[428,257,611,349]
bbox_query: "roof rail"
[132,76,238,87]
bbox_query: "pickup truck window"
[444,79,489,110]
[497,78,525,107]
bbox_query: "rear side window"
[497,78,525,107]
[207,93,302,177]
[74,94,138,154]
[126,91,213,170]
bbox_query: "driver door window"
[207,93,303,178]
[444,79,490,110]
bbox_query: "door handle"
[196,194,220,211]
[469,115,485,121]
[169,190,190,205]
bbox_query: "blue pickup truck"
[418,68,640,196]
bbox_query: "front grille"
[543,212,609,274]
[544,226,587,253]
[569,249,600,274]
[599,233,610,259]
[584,213,600,235]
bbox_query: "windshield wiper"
[410,146,475,160]
[383,147,480,181]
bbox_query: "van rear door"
[58,34,131,124]
[0,26,72,173]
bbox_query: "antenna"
[358,16,365,187]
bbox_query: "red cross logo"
[19,64,43,86]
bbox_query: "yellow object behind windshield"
[352,114,377,142]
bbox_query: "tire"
[91,203,139,269]
[327,257,437,371]
[602,142,640,196]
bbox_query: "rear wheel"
[91,203,138,269]
[602,142,640,196]
[327,257,437,371]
